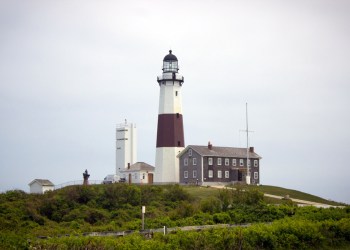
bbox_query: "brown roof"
[120,162,155,172]
[29,179,54,186]
[179,145,262,159]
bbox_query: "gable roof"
[29,179,54,186]
[178,145,262,159]
[120,162,155,173]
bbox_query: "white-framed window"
[217,170,222,178]
[239,159,244,166]
[208,157,213,165]
[254,160,258,167]
[184,158,188,166]
[208,170,213,178]
[189,149,192,156]
[142,173,145,179]
[193,158,197,165]
[184,171,188,178]
[225,158,229,166]
[232,159,237,166]
[254,172,259,179]
[248,159,251,166]
[217,158,222,165]
[225,171,229,178]
[193,170,197,178]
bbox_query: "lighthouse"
[155,50,185,183]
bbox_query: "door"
[148,173,153,184]
[129,174,132,184]
[238,170,242,181]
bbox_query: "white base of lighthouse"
[155,147,184,183]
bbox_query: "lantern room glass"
[163,61,178,73]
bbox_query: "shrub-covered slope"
[0,184,349,249]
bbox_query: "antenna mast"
[245,103,251,185]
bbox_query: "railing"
[37,223,253,239]
[157,73,184,82]
[54,180,103,190]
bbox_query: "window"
[175,91,178,96]
[193,158,197,165]
[232,159,237,166]
[254,172,259,179]
[248,159,251,166]
[225,158,229,166]
[239,159,244,166]
[217,170,222,178]
[225,171,229,178]
[184,171,188,178]
[142,173,145,179]
[184,158,188,166]
[208,157,213,165]
[189,149,192,156]
[254,160,258,167]
[193,170,197,178]
[208,170,213,178]
[217,158,222,165]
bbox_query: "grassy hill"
[183,185,345,206]
[244,185,344,206]
[0,184,349,249]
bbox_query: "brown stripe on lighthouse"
[156,113,185,147]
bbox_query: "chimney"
[208,141,212,150]
[127,163,130,169]
[249,147,254,153]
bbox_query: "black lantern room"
[162,50,179,73]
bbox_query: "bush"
[213,212,231,224]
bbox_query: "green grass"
[183,185,346,206]
[183,186,221,200]
[242,185,345,206]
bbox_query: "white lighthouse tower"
[155,50,185,183]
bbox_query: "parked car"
[102,174,120,184]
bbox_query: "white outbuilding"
[28,179,54,194]
[120,162,154,184]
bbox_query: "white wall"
[155,147,183,183]
[122,171,153,184]
[116,123,137,175]
[158,80,183,114]
[29,182,54,194]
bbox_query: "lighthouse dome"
[162,50,179,72]
[163,50,178,61]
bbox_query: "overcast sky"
[1,0,349,203]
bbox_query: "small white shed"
[120,162,154,184]
[29,179,55,194]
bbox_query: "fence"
[54,180,103,190]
